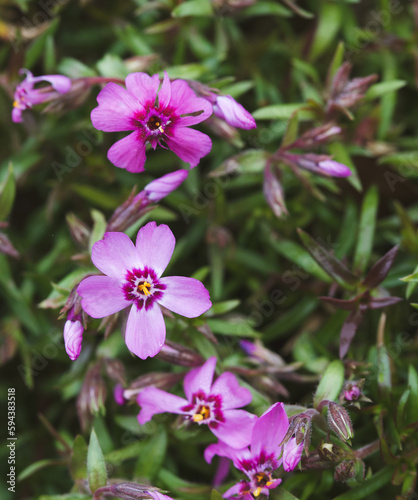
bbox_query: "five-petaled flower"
[205,402,301,499]
[90,72,213,173]
[137,356,256,449]
[12,69,72,123]
[77,221,212,359]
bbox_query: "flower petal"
[125,303,166,359]
[214,95,256,130]
[91,232,142,279]
[78,276,131,318]
[164,127,212,168]
[183,356,217,401]
[204,441,251,467]
[137,387,187,424]
[250,402,289,458]
[317,159,352,177]
[12,107,22,123]
[107,131,147,173]
[282,437,303,472]
[223,482,252,500]
[157,71,171,110]
[63,319,84,361]
[145,170,188,202]
[36,74,72,94]
[158,276,212,318]
[91,82,139,132]
[212,410,257,449]
[125,72,160,108]
[211,372,252,410]
[135,222,175,277]
[168,79,213,125]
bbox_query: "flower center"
[192,405,211,422]
[252,472,273,497]
[147,115,164,132]
[137,281,151,296]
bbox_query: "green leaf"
[38,268,92,309]
[406,364,418,425]
[164,63,209,80]
[58,57,97,78]
[87,428,107,493]
[212,149,269,176]
[18,459,64,481]
[206,318,259,337]
[24,18,60,68]
[377,346,392,395]
[396,388,410,428]
[70,184,118,210]
[70,435,88,481]
[327,41,345,88]
[211,491,224,500]
[206,300,240,316]
[309,4,342,61]
[297,229,358,289]
[365,80,406,100]
[353,185,379,274]
[272,488,301,499]
[96,54,129,78]
[242,2,292,17]
[89,209,107,252]
[281,111,299,148]
[313,360,345,408]
[252,104,312,120]
[172,0,213,17]
[0,164,15,221]
[134,427,167,480]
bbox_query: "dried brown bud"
[334,460,356,482]
[77,363,107,431]
[283,412,313,456]
[157,340,205,367]
[318,440,344,462]
[263,163,288,218]
[104,359,126,386]
[66,212,90,247]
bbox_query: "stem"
[354,439,381,460]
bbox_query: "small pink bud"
[114,384,126,406]
[63,307,84,361]
[213,95,256,130]
[344,384,361,401]
[144,170,188,202]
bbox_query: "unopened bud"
[77,363,107,430]
[344,383,361,401]
[0,232,19,258]
[124,371,185,400]
[93,482,163,500]
[327,402,354,442]
[283,412,313,456]
[288,123,342,149]
[157,340,205,367]
[334,460,356,482]
[263,163,288,218]
[66,212,90,247]
[240,339,285,367]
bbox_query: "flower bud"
[344,383,361,401]
[66,212,90,247]
[281,152,351,178]
[334,460,356,482]
[288,123,342,149]
[114,384,126,406]
[144,170,188,202]
[327,402,354,442]
[213,95,256,130]
[240,339,285,368]
[263,163,288,218]
[77,363,107,430]
[104,358,126,386]
[0,232,19,258]
[124,371,185,400]
[282,412,313,456]
[282,437,303,471]
[157,340,205,367]
[63,306,84,361]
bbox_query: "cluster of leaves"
[1,0,418,499]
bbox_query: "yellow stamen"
[192,405,210,422]
[137,281,152,296]
[158,125,165,133]
[253,487,262,497]
[192,414,204,422]
[266,481,273,486]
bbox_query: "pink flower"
[137,356,256,449]
[344,384,361,401]
[282,438,303,472]
[143,169,188,203]
[205,402,290,499]
[12,69,72,123]
[63,307,84,361]
[90,72,213,173]
[77,222,212,359]
[213,95,256,130]
[113,384,125,406]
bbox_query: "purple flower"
[137,356,256,449]
[279,152,351,178]
[90,72,213,173]
[344,384,361,401]
[213,95,256,130]
[114,384,126,406]
[282,438,303,472]
[143,169,188,203]
[205,402,290,498]
[77,221,212,359]
[63,307,84,361]
[12,69,72,123]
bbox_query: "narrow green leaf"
[89,209,107,252]
[211,490,224,500]
[273,488,301,499]
[406,364,418,425]
[241,1,292,17]
[365,80,406,100]
[310,4,342,61]
[24,18,60,68]
[253,104,313,120]
[70,435,88,481]
[0,164,15,221]
[206,318,259,337]
[327,41,345,88]
[353,185,379,274]
[281,111,299,148]
[172,0,213,17]
[313,360,345,408]
[87,428,107,493]
[206,300,240,316]
[377,346,392,395]
[18,459,64,481]
[396,388,410,428]
[327,142,362,192]
[297,229,358,289]
[135,428,167,480]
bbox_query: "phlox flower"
[63,306,84,361]
[212,95,256,130]
[91,72,213,173]
[12,69,72,123]
[77,221,211,359]
[205,402,301,499]
[137,356,256,449]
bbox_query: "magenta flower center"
[181,391,225,428]
[123,267,166,311]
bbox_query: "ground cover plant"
[1,0,418,499]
